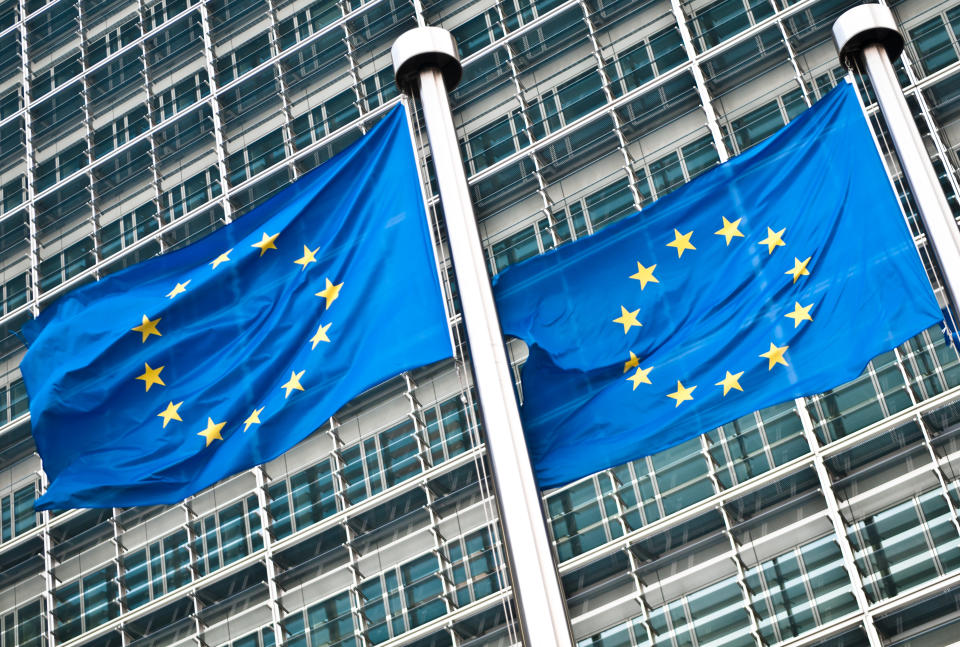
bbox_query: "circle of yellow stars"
[617,217,814,407]
[126,231,342,448]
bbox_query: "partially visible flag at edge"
[21,104,453,510]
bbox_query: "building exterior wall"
[1,0,960,645]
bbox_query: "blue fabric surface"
[21,104,453,510]
[493,83,942,488]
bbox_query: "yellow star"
[623,351,640,374]
[157,401,183,428]
[166,280,190,299]
[136,363,165,391]
[715,371,744,396]
[315,278,343,308]
[758,227,785,254]
[281,370,305,398]
[310,322,332,349]
[252,232,279,256]
[785,301,814,328]
[760,343,789,370]
[667,380,696,407]
[131,314,162,343]
[211,249,232,269]
[243,407,264,432]
[613,306,642,334]
[626,366,653,390]
[198,417,226,446]
[666,229,696,258]
[786,256,811,283]
[629,262,659,290]
[714,217,744,245]
[294,245,319,271]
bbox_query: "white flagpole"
[391,27,575,646]
[834,4,960,315]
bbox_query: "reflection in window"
[849,489,960,602]
[0,481,36,543]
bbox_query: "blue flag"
[493,83,942,488]
[21,105,453,510]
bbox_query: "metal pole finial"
[391,27,463,93]
[833,3,904,65]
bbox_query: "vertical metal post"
[834,4,960,314]
[391,27,575,647]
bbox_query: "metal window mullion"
[264,0,298,182]
[804,394,827,443]
[769,6,813,109]
[394,563,413,640]
[605,468,635,546]
[891,346,922,409]
[37,471,56,647]
[918,326,951,398]
[135,0,167,254]
[195,1,233,224]
[489,0,553,244]
[926,328,955,396]
[909,493,952,579]
[110,510,130,647]
[17,0,39,317]
[791,545,826,629]
[76,0,103,277]
[710,423,737,487]
[326,418,371,647]
[179,500,204,647]
[667,0,730,163]
[912,410,960,552]
[448,326,522,642]
[893,328,926,401]
[623,546,659,647]
[577,0,645,212]
[698,435,765,647]
[793,398,883,646]
[253,466,285,647]
[402,372,456,614]
[338,4,367,136]
[864,360,893,421]
[643,454,669,521]
[755,410,779,475]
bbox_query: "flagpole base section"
[832,4,903,64]
[392,27,576,647]
[832,4,960,319]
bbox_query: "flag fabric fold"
[21,104,453,510]
[493,83,942,489]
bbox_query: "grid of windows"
[1,0,960,645]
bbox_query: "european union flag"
[21,105,453,510]
[493,83,942,488]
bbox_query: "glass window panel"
[910,16,959,76]
[585,177,635,230]
[402,554,445,627]
[492,225,539,272]
[732,100,784,151]
[12,484,35,535]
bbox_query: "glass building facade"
[1,0,960,644]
